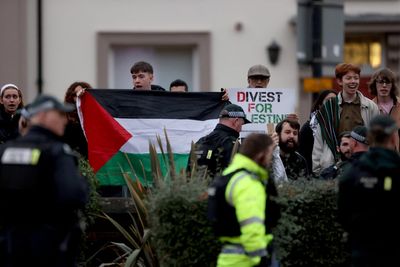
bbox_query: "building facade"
[1,0,399,122]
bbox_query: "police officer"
[0,94,89,267]
[188,104,250,178]
[338,115,400,267]
[208,133,278,267]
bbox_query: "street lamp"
[267,40,281,65]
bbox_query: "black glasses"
[249,75,270,81]
[376,79,392,85]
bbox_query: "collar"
[340,92,360,105]
[27,125,63,141]
[215,123,240,138]
[338,91,372,108]
[224,153,268,181]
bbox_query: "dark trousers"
[0,225,77,267]
[351,246,400,267]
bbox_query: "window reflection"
[344,40,382,69]
[369,42,382,68]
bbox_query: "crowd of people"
[0,60,399,267]
[188,62,400,267]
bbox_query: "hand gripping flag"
[78,89,226,186]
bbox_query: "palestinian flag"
[78,89,226,186]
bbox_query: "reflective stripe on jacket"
[217,153,273,267]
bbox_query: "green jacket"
[217,153,273,267]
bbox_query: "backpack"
[191,134,237,178]
[207,168,245,237]
[207,168,281,237]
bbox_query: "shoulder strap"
[224,168,253,205]
[225,168,248,179]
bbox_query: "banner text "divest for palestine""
[237,91,285,124]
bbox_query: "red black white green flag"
[78,89,225,185]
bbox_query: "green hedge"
[77,157,101,264]
[79,157,101,226]
[273,179,350,267]
[146,175,220,267]
[146,177,351,267]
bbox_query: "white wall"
[39,0,298,100]
[29,0,399,116]
[345,0,400,14]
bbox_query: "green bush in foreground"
[273,179,351,267]
[111,132,350,266]
[147,177,351,267]
[78,157,101,225]
[146,173,219,267]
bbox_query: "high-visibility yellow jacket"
[217,153,273,267]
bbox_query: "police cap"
[219,104,251,124]
[351,126,368,145]
[25,94,75,118]
[368,114,398,135]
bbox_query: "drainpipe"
[37,0,43,94]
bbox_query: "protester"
[246,64,290,182]
[312,63,379,174]
[247,64,271,88]
[368,67,400,150]
[131,62,230,101]
[63,81,92,158]
[319,131,351,179]
[275,118,308,179]
[341,125,369,170]
[169,79,188,92]
[320,126,369,180]
[208,133,277,267]
[298,89,337,172]
[338,115,400,267]
[130,61,166,91]
[220,64,271,99]
[188,104,250,178]
[0,94,88,267]
[0,83,24,144]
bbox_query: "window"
[112,46,194,90]
[97,32,211,91]
[344,37,384,71]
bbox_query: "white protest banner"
[227,88,297,136]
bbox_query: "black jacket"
[338,147,400,266]
[63,121,88,159]
[298,119,313,173]
[0,125,88,221]
[189,123,239,178]
[0,108,20,144]
[0,126,88,267]
[320,151,366,180]
[151,84,166,91]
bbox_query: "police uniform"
[0,97,88,267]
[213,153,274,267]
[189,104,250,178]
[338,116,400,267]
[193,123,239,177]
